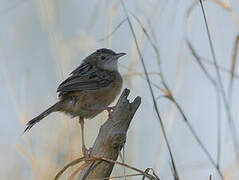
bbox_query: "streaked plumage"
[24,48,126,156]
[25,48,125,131]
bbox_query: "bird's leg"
[105,106,115,114]
[79,117,90,158]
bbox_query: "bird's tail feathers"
[24,102,60,133]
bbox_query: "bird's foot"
[82,145,91,158]
[105,106,115,114]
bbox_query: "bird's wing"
[70,62,92,75]
[57,63,115,96]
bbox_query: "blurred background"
[1,0,239,179]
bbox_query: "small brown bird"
[24,48,126,157]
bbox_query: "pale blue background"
[0,0,239,179]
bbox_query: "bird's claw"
[106,106,114,114]
[82,146,92,158]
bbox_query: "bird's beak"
[115,52,126,59]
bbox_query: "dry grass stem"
[55,156,159,180]
[120,0,180,179]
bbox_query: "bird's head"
[87,48,126,71]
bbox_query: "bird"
[24,48,126,157]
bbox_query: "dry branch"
[76,88,141,179]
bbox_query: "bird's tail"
[24,102,60,132]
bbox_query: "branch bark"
[78,88,141,180]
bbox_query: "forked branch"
[55,89,142,179]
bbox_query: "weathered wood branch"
[78,88,141,180]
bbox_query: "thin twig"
[130,10,224,179]
[228,34,239,101]
[98,18,127,41]
[68,162,91,180]
[216,89,221,169]
[120,1,180,179]
[55,156,159,180]
[186,39,222,171]
[93,173,143,180]
[167,96,224,179]
[185,41,239,79]
[199,0,239,164]
[186,39,217,86]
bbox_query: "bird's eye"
[101,56,106,60]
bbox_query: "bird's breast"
[90,71,123,107]
[62,71,123,118]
